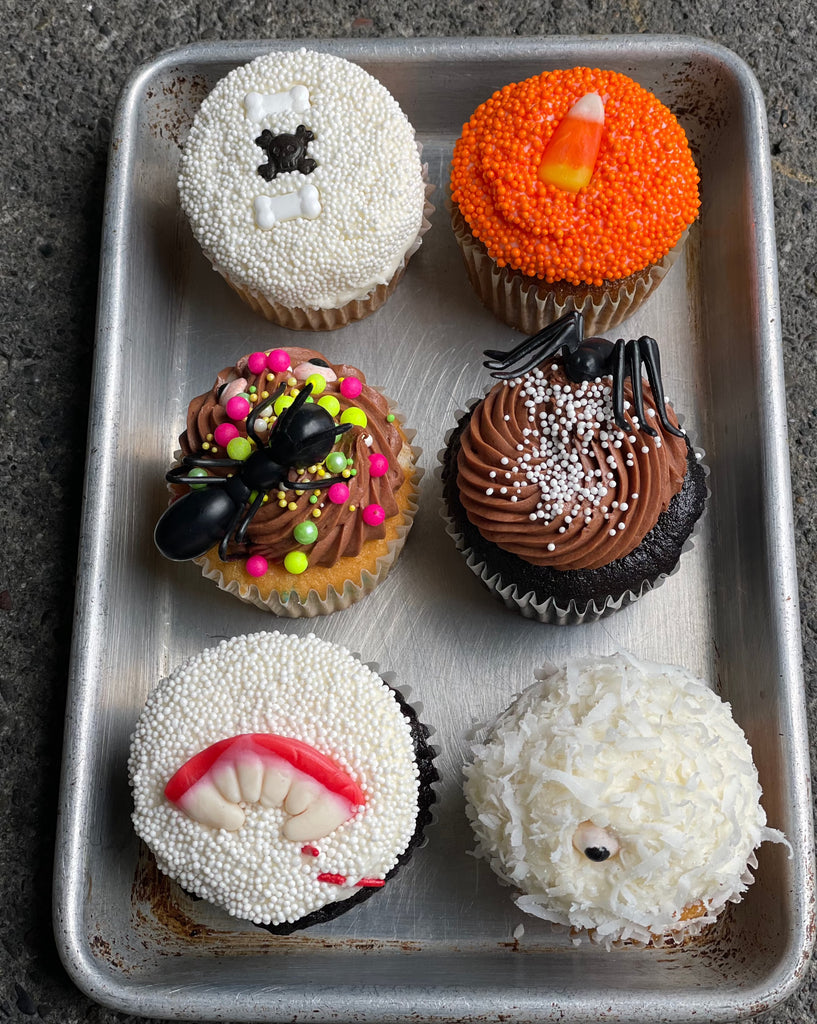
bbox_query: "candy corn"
[538,92,605,193]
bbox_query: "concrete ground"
[1,1,815,1021]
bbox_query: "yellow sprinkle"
[287,377,297,386]
[266,373,274,381]
[287,501,297,511]
[313,489,321,496]
[249,393,258,402]
[308,465,318,474]
[262,495,269,503]
[261,390,269,399]
[276,491,286,501]
[290,387,300,397]
[205,433,213,441]
[211,447,218,454]
[278,499,288,508]
[341,469,351,479]
[312,509,321,519]
[349,504,356,512]
[317,468,326,478]
[202,442,210,450]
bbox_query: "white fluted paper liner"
[450,202,686,336]
[219,168,435,331]
[196,431,422,618]
[437,413,708,626]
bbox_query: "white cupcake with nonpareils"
[463,651,788,947]
[178,48,433,329]
[129,631,437,932]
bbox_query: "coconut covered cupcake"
[178,48,432,329]
[450,66,700,334]
[129,631,437,933]
[154,346,420,616]
[441,313,707,623]
[463,651,787,947]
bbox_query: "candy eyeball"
[572,821,620,862]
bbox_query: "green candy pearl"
[226,436,252,461]
[293,521,319,545]
[284,551,309,575]
[189,467,209,490]
[325,451,347,474]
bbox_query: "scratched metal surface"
[53,36,814,1023]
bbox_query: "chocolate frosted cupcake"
[155,346,420,616]
[441,313,707,623]
[450,67,700,334]
[178,48,432,330]
[129,631,437,933]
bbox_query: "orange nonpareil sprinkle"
[450,67,701,287]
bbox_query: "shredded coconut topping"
[178,49,426,309]
[129,631,420,926]
[463,652,787,947]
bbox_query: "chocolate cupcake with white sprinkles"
[441,312,707,623]
[129,631,437,933]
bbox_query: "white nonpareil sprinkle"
[129,631,420,926]
[178,49,426,309]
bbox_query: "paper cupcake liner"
[187,404,422,617]
[437,413,708,626]
[450,202,685,336]
[217,168,435,331]
[260,667,440,934]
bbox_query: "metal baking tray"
[54,36,815,1023]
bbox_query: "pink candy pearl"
[226,395,250,421]
[369,453,389,477]
[214,422,240,446]
[245,555,269,578]
[247,352,267,374]
[267,349,291,373]
[362,503,385,526]
[339,376,362,399]
[327,483,349,504]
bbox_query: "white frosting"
[129,631,420,926]
[179,49,426,309]
[464,652,787,947]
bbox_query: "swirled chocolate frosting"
[456,365,687,570]
[178,347,406,567]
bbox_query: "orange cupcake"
[450,67,701,334]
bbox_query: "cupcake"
[154,345,420,617]
[463,651,787,948]
[441,312,707,623]
[178,48,432,329]
[129,631,437,933]
[450,67,700,334]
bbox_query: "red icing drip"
[164,733,365,809]
[301,845,320,857]
[356,878,385,888]
[317,872,347,885]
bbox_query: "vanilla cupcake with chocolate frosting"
[441,312,706,623]
[155,346,420,616]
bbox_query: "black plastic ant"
[483,311,683,439]
[154,381,352,562]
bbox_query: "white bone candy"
[244,85,310,122]
[254,184,321,229]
